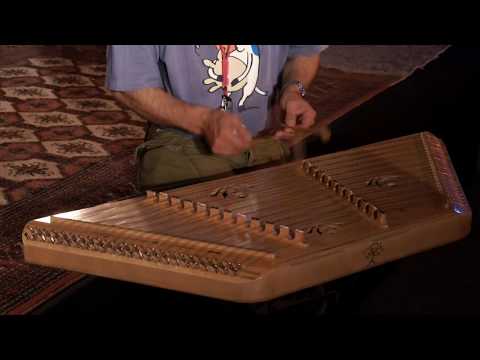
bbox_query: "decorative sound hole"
[305,223,343,236]
[210,184,253,199]
[366,175,400,188]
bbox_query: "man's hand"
[202,109,252,156]
[273,86,317,141]
[112,88,252,155]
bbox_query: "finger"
[283,110,298,128]
[237,123,253,144]
[231,130,250,149]
[211,141,236,155]
[212,138,245,155]
[273,129,295,141]
[229,119,252,146]
[219,127,250,154]
[208,127,240,155]
[298,108,316,129]
[273,130,286,140]
[230,137,251,153]
[276,133,295,141]
[283,126,295,134]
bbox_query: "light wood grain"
[22,132,472,303]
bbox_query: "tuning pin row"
[149,192,306,244]
[301,160,388,228]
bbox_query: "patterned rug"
[0,46,147,314]
[0,56,146,207]
[0,149,139,314]
[0,45,447,314]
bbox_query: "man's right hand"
[201,110,252,156]
[112,88,252,155]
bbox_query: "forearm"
[281,54,320,91]
[112,87,212,136]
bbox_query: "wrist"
[180,105,213,136]
[281,80,306,98]
[280,83,304,109]
[194,107,215,136]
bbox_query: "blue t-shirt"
[106,45,328,136]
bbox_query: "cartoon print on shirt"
[198,45,267,108]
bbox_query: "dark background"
[34,46,480,317]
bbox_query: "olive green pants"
[136,129,291,190]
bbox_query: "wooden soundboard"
[22,132,471,303]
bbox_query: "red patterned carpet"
[0,45,446,314]
[0,46,147,314]
[0,54,145,207]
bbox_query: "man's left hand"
[273,87,317,141]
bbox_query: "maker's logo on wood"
[364,240,384,266]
